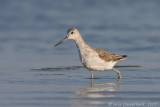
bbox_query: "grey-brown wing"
[93,48,127,61]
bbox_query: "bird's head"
[55,28,80,47]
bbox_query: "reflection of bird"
[74,79,120,99]
[55,28,127,79]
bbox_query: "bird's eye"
[71,32,74,34]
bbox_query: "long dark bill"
[55,36,68,47]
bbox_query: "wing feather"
[93,48,127,61]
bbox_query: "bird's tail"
[120,55,127,60]
[122,55,127,58]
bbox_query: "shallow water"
[0,0,160,107]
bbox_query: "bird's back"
[92,48,127,62]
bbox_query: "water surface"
[0,0,160,107]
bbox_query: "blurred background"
[0,0,160,69]
[0,0,160,107]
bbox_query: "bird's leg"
[91,78,93,88]
[113,68,121,79]
[91,71,93,79]
[116,78,121,83]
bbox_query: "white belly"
[79,50,117,71]
[83,57,117,71]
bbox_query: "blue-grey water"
[0,0,160,107]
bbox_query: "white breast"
[78,47,117,71]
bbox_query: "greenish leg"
[91,71,93,79]
[113,68,121,79]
